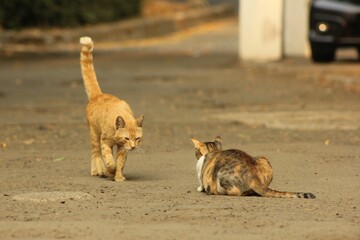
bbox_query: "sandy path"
[1,19,360,239]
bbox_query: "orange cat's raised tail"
[80,36,102,100]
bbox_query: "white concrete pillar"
[283,0,310,57]
[239,0,283,61]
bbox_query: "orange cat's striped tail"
[80,36,102,100]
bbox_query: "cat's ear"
[191,137,203,149]
[115,116,126,129]
[136,115,144,127]
[214,136,222,149]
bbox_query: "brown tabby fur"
[80,37,144,182]
[191,136,316,199]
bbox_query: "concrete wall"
[239,0,283,61]
[239,0,310,61]
[283,0,310,57]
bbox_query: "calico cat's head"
[191,136,222,159]
[115,115,144,150]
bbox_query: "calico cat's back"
[201,149,266,196]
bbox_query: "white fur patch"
[80,36,92,45]
[196,155,205,192]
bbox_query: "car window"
[326,0,360,5]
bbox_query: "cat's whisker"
[133,147,143,161]
[135,147,145,154]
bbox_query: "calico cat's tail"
[80,36,102,100]
[250,180,316,199]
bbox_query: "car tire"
[310,43,335,62]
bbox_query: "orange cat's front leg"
[114,148,128,182]
[100,140,116,177]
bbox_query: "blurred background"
[1,0,360,62]
[0,0,237,54]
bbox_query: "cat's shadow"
[101,172,160,182]
[124,173,159,182]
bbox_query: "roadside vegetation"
[0,0,141,30]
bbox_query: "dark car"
[309,0,360,62]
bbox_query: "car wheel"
[310,44,335,62]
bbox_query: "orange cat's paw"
[114,176,126,182]
[105,170,115,178]
[91,169,106,177]
[91,168,105,177]
[91,162,97,176]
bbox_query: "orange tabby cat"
[80,36,144,182]
[191,136,316,198]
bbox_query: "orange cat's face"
[115,115,144,150]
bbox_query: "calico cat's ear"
[214,136,222,150]
[191,137,203,149]
[116,116,126,129]
[136,115,144,127]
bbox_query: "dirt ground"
[1,19,360,240]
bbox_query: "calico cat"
[80,36,144,182]
[191,136,316,198]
